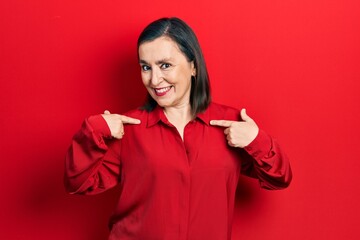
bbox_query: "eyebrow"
[139,58,174,65]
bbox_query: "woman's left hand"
[210,109,259,148]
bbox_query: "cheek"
[180,67,193,81]
[140,73,149,85]
[166,69,189,84]
[181,71,193,87]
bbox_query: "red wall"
[1,0,359,239]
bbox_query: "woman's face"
[138,36,195,109]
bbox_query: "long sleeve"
[240,129,292,190]
[64,115,121,195]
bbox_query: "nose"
[150,67,162,86]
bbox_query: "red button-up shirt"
[65,102,292,240]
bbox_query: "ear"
[191,61,196,76]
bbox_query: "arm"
[64,115,121,195]
[240,129,292,190]
[211,108,292,190]
[64,111,141,195]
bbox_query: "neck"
[164,103,193,125]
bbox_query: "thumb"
[104,110,111,115]
[240,108,253,122]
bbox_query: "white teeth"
[155,87,171,93]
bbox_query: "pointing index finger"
[120,115,141,124]
[210,120,236,128]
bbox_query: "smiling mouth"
[154,86,172,96]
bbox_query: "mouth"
[153,86,172,96]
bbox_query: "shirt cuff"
[87,114,112,139]
[244,129,273,161]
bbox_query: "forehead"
[138,36,186,62]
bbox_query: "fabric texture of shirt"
[65,102,292,240]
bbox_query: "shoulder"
[122,107,148,120]
[120,107,149,132]
[207,102,241,121]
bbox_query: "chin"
[155,101,171,108]
[156,98,176,108]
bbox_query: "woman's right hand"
[101,110,141,139]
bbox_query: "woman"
[65,17,292,240]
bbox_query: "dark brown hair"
[137,17,211,116]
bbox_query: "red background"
[1,0,359,239]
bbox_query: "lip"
[153,86,172,96]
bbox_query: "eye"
[141,65,151,71]
[160,63,171,69]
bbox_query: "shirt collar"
[146,104,210,128]
[147,105,170,127]
[196,108,210,126]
